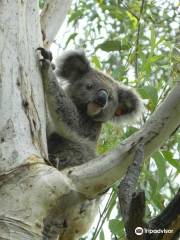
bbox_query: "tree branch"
[127,191,146,240]
[118,143,144,224]
[148,189,180,240]
[117,189,180,240]
[117,143,145,239]
[40,0,72,48]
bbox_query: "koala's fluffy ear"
[55,50,90,81]
[113,84,143,124]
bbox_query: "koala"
[38,48,142,240]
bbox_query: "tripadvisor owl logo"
[135,227,143,235]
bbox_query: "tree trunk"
[0,1,73,238]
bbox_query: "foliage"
[52,0,180,239]
[39,0,45,9]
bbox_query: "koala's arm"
[39,53,80,138]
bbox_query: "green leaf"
[96,40,121,52]
[148,175,158,195]
[98,5,125,20]
[110,9,124,21]
[39,0,45,9]
[106,190,117,218]
[97,123,122,154]
[65,33,78,47]
[138,86,158,109]
[126,11,137,28]
[96,0,103,4]
[68,10,84,23]
[109,219,124,237]
[149,55,162,63]
[144,62,151,76]
[162,151,180,171]
[91,55,101,69]
[155,36,165,46]
[150,27,156,51]
[99,230,105,240]
[152,152,167,189]
[166,158,180,172]
[151,192,164,210]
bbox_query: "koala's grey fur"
[39,49,142,240]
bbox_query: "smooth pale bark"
[0,0,47,173]
[0,0,51,238]
[0,1,82,238]
[40,0,73,48]
[0,0,180,239]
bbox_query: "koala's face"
[55,50,142,123]
[66,70,118,121]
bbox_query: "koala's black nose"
[94,89,108,107]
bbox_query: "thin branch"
[92,189,115,240]
[135,0,145,79]
[40,0,72,48]
[121,2,139,21]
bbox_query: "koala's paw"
[37,47,53,62]
[37,47,53,71]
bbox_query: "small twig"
[124,46,135,70]
[121,2,139,21]
[135,0,145,79]
[92,189,114,240]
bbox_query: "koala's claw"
[39,59,51,70]
[37,47,53,62]
[37,47,56,70]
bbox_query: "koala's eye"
[108,95,113,101]
[86,83,93,90]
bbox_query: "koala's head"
[55,50,142,124]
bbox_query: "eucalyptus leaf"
[109,219,124,237]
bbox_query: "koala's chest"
[47,133,96,170]
[60,199,100,240]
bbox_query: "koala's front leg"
[38,48,80,138]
